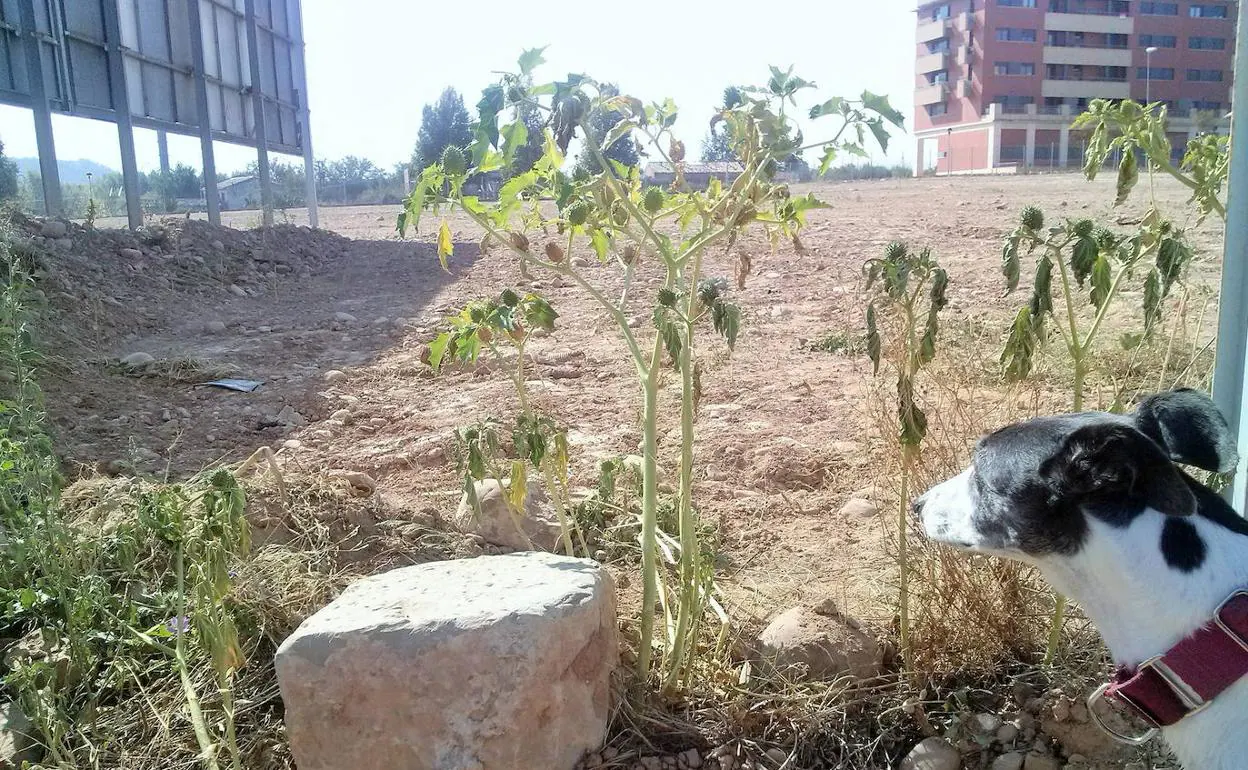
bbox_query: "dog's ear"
[1133,388,1238,473]
[1040,422,1196,517]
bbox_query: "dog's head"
[916,388,1238,565]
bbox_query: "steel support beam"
[1213,2,1248,512]
[290,0,317,228]
[243,0,274,226]
[101,0,143,230]
[157,129,172,212]
[187,0,220,225]
[17,0,60,216]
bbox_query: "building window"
[994,61,1036,75]
[1189,36,1227,49]
[1047,64,1126,80]
[1191,100,1223,110]
[927,103,949,117]
[928,38,951,53]
[1048,0,1129,12]
[929,70,950,84]
[996,27,1037,41]
[1138,34,1177,47]
[932,4,951,19]
[1186,68,1224,81]
[998,0,1037,6]
[1189,4,1228,17]
[1138,2,1179,14]
[1106,33,1129,47]
[992,95,1035,113]
[1137,67,1176,79]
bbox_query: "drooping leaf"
[929,267,949,310]
[1156,235,1192,294]
[500,120,529,164]
[809,97,845,119]
[1001,306,1037,382]
[866,118,891,154]
[590,229,609,262]
[427,332,452,373]
[861,90,905,128]
[1143,268,1163,335]
[1115,147,1139,206]
[1089,253,1112,309]
[1070,236,1098,287]
[437,219,454,272]
[507,460,528,511]
[1031,255,1053,318]
[818,145,838,176]
[1002,235,1021,293]
[919,308,938,365]
[897,374,927,446]
[523,295,559,331]
[711,301,741,351]
[866,303,882,375]
[653,307,683,365]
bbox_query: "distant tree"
[242,161,305,208]
[576,83,640,174]
[413,88,474,171]
[0,139,18,200]
[148,164,201,206]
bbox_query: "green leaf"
[518,46,547,75]
[1001,306,1037,382]
[929,267,949,310]
[866,118,891,154]
[437,220,454,272]
[818,145,838,176]
[1070,236,1098,287]
[428,332,452,373]
[1115,147,1139,206]
[1156,236,1191,294]
[523,295,559,331]
[1143,268,1163,335]
[590,229,609,262]
[1002,235,1021,293]
[711,301,742,351]
[1031,255,1053,317]
[1089,253,1112,309]
[653,307,683,365]
[866,303,882,375]
[861,90,905,128]
[657,288,679,308]
[498,171,539,210]
[919,308,938,365]
[809,97,845,119]
[897,374,927,446]
[500,120,529,164]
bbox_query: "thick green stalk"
[174,545,221,770]
[899,444,916,672]
[637,337,664,678]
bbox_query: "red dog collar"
[1089,590,1248,744]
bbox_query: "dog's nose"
[910,494,926,517]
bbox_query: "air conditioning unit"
[957,78,974,98]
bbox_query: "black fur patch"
[1160,517,1206,572]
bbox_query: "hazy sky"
[0,0,918,175]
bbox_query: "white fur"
[921,474,1248,770]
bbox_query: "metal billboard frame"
[0,0,317,228]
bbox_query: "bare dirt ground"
[40,172,1219,767]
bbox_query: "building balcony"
[1044,12,1132,34]
[916,51,948,74]
[916,82,949,105]
[956,78,974,98]
[1041,79,1130,99]
[917,18,949,42]
[1042,45,1132,66]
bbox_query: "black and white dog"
[915,388,1248,770]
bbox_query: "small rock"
[548,366,583,380]
[283,440,303,450]
[334,312,358,323]
[257,325,273,333]
[40,220,67,239]
[120,352,155,368]
[54,237,73,250]
[324,370,349,385]
[900,737,960,770]
[992,753,1025,770]
[0,701,42,768]
[211,239,225,251]
[679,749,702,768]
[1023,754,1061,770]
[996,723,1019,744]
[1051,698,1071,723]
[204,321,228,334]
[229,284,247,297]
[455,479,563,552]
[330,409,353,424]
[1066,755,1086,765]
[372,317,390,326]
[970,712,1003,737]
[276,405,306,427]
[119,247,143,260]
[754,604,885,682]
[641,757,662,770]
[1068,701,1089,724]
[331,471,377,496]
[839,498,879,518]
[584,752,603,768]
[764,747,787,764]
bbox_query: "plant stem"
[637,338,663,679]
[899,444,916,673]
[174,544,221,770]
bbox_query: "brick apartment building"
[913,0,1236,174]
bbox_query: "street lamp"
[1145,46,1159,106]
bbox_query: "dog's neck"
[1038,508,1248,770]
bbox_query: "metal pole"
[242,0,274,226]
[1145,46,1158,105]
[1212,2,1248,511]
[157,129,172,212]
[101,0,143,230]
[17,0,61,216]
[290,0,318,228]
[187,0,221,225]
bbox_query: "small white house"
[216,176,259,210]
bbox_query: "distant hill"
[12,158,118,184]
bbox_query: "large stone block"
[276,552,617,770]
